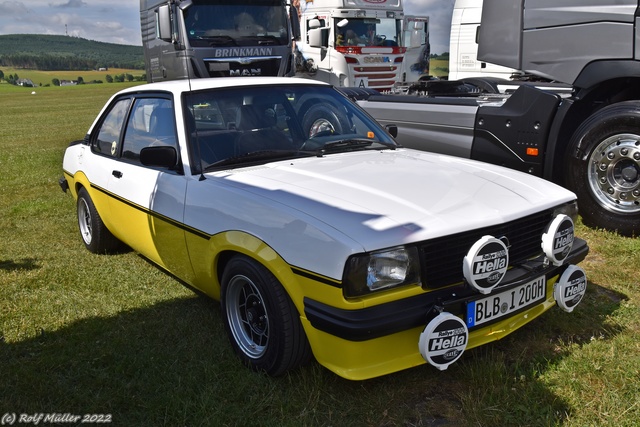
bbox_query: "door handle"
[112,170,123,178]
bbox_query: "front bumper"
[304,238,588,342]
[301,238,588,379]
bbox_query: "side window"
[121,98,177,165]
[93,98,132,157]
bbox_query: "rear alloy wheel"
[221,255,312,376]
[566,101,640,236]
[76,187,121,253]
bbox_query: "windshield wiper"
[203,150,310,171]
[317,138,396,154]
[193,35,237,46]
[238,35,281,45]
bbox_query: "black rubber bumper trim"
[304,239,589,342]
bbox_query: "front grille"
[419,209,553,289]
[205,58,281,78]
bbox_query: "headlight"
[343,246,421,298]
[553,200,579,223]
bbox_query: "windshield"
[184,84,398,173]
[184,0,289,47]
[335,18,401,47]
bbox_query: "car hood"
[210,149,575,251]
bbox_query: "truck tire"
[221,255,312,376]
[566,101,640,236]
[301,103,351,138]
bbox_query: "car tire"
[565,101,640,236]
[302,103,351,138]
[221,255,312,376]
[76,187,122,253]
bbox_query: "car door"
[92,93,194,282]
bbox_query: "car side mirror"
[140,146,178,169]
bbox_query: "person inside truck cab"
[342,29,366,46]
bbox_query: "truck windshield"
[335,18,401,47]
[184,0,289,47]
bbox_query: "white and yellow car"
[60,77,589,380]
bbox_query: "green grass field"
[1,67,144,86]
[0,80,639,426]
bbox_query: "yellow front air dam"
[302,276,560,381]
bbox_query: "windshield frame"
[183,84,398,174]
[182,0,290,47]
[335,17,402,47]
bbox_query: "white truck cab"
[448,0,515,80]
[296,0,406,91]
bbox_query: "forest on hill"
[0,34,144,70]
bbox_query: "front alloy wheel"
[225,274,270,359]
[221,255,312,376]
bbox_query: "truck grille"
[419,209,554,289]
[205,58,281,78]
[347,62,402,91]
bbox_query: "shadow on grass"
[0,280,625,427]
[0,258,39,272]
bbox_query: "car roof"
[117,77,330,95]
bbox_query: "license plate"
[466,276,546,328]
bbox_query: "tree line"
[0,70,146,87]
[0,34,144,71]
[0,53,139,71]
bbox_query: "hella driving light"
[554,265,587,312]
[343,247,421,298]
[463,235,509,294]
[419,312,468,371]
[542,214,575,266]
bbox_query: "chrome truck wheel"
[588,133,640,215]
[566,101,640,236]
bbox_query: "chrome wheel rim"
[225,275,269,359]
[588,133,640,214]
[309,118,335,137]
[78,198,93,245]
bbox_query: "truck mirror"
[309,19,322,30]
[412,22,424,31]
[157,5,172,42]
[385,124,398,138]
[309,28,329,48]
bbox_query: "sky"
[0,0,456,54]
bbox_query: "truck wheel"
[221,255,312,376]
[302,103,351,138]
[76,187,122,253]
[566,101,640,236]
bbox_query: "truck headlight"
[343,246,421,298]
